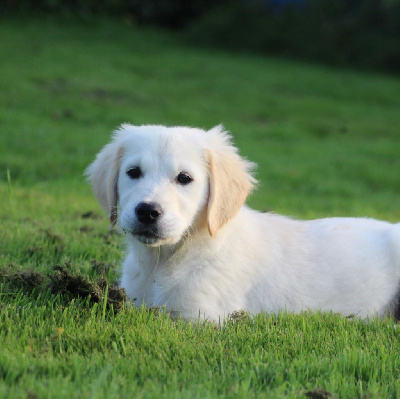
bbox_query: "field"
[1,16,400,398]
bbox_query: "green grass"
[1,16,400,398]
[2,297,400,398]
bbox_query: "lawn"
[1,16,400,398]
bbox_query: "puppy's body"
[122,208,400,320]
[87,125,400,321]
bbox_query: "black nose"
[135,202,163,225]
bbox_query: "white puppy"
[86,124,400,321]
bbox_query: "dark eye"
[177,172,193,185]
[127,166,142,179]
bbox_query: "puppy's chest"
[148,257,216,306]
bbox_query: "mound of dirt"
[0,263,126,312]
[0,266,47,290]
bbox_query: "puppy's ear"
[85,139,124,227]
[206,126,257,237]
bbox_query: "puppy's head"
[86,124,256,246]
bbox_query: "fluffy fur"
[86,124,400,321]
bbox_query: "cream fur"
[86,124,400,321]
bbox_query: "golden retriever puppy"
[86,124,400,321]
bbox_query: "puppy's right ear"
[85,139,124,227]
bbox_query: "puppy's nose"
[135,202,163,225]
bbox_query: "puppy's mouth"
[131,229,166,245]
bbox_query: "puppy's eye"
[177,172,193,185]
[127,166,142,179]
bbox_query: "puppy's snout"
[135,202,163,225]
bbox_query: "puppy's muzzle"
[135,202,163,225]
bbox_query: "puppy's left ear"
[85,140,124,227]
[206,126,257,237]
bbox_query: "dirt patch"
[229,309,250,323]
[40,228,63,244]
[80,211,103,220]
[79,225,94,234]
[91,260,115,275]
[0,263,126,312]
[49,264,126,312]
[98,230,119,245]
[305,388,333,399]
[0,265,47,291]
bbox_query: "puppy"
[86,124,400,321]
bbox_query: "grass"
[2,298,400,398]
[1,15,400,398]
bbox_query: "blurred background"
[1,0,400,282]
[2,0,400,73]
[1,0,400,222]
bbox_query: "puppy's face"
[86,124,256,247]
[117,128,209,246]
